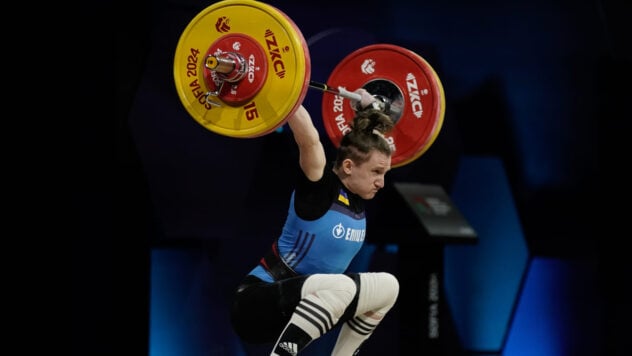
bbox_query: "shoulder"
[293,165,338,220]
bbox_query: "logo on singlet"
[332,223,366,242]
[332,223,345,239]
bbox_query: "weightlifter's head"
[333,108,394,199]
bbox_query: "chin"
[363,192,377,200]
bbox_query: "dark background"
[74,0,630,354]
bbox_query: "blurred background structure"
[74,0,630,355]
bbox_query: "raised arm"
[286,105,327,182]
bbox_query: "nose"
[375,177,384,189]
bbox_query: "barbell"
[173,0,445,167]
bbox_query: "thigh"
[230,275,309,344]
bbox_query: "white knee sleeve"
[301,274,357,318]
[356,272,399,316]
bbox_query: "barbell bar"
[173,0,445,167]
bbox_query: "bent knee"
[303,274,357,312]
[376,272,399,306]
[358,272,399,314]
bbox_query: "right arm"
[286,105,326,182]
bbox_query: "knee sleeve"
[275,274,356,347]
[356,272,399,316]
[301,274,357,319]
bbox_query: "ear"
[342,159,354,175]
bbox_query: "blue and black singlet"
[248,165,366,282]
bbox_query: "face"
[343,150,391,199]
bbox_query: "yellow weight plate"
[174,0,311,138]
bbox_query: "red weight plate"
[321,44,445,167]
[203,33,269,106]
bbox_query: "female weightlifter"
[230,89,400,356]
